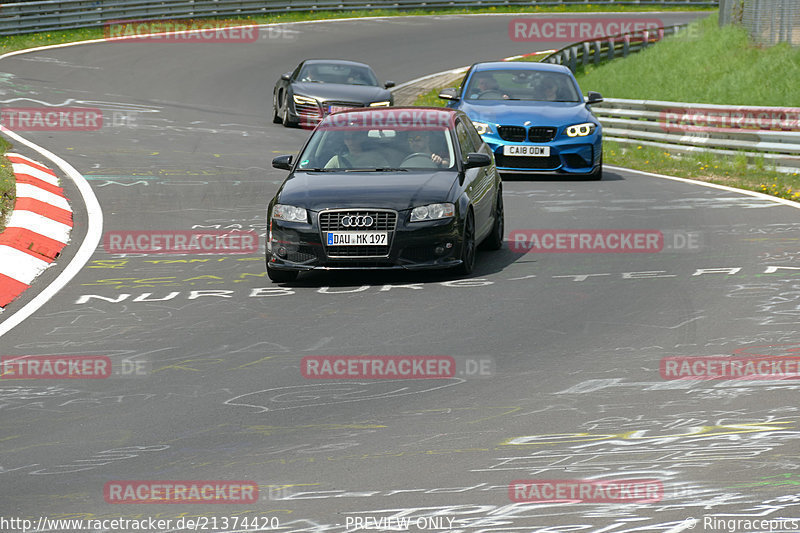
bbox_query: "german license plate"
[328,105,355,114]
[503,145,550,157]
[327,232,387,246]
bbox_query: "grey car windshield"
[296,128,456,171]
[298,64,379,86]
[465,70,581,102]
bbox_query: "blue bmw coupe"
[439,62,604,180]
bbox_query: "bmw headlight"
[410,203,455,222]
[293,94,317,105]
[272,204,308,223]
[471,121,494,135]
[565,122,597,137]
[369,101,391,107]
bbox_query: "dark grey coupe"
[272,59,395,128]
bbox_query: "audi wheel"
[455,209,476,276]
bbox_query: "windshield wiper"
[302,168,339,172]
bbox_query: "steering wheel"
[477,89,506,100]
[400,153,437,168]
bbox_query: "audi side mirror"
[281,72,292,81]
[384,80,396,89]
[464,153,492,169]
[272,155,293,170]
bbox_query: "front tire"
[282,97,295,128]
[480,190,504,251]
[267,265,298,283]
[455,209,476,276]
[272,92,282,124]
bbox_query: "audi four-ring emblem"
[341,215,374,228]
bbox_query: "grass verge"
[1,5,712,57]
[573,13,800,106]
[0,137,15,233]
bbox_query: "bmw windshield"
[465,70,582,102]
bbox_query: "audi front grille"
[319,209,398,258]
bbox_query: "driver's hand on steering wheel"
[431,154,448,166]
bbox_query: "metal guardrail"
[0,0,718,36]
[592,98,800,172]
[542,24,690,72]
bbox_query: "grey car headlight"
[272,204,308,223]
[293,95,317,106]
[565,122,597,137]
[410,203,455,222]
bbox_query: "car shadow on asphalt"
[500,170,624,182]
[275,243,528,288]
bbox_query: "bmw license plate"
[327,232,388,246]
[503,145,550,157]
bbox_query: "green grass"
[0,137,14,233]
[606,141,800,201]
[573,13,800,106]
[0,5,713,56]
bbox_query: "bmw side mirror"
[272,155,293,170]
[464,153,491,169]
[586,91,604,104]
[384,80,396,89]
[281,72,292,81]
[438,88,459,101]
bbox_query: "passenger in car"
[325,131,390,169]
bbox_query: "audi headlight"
[410,203,455,223]
[565,122,597,137]
[370,101,391,107]
[272,204,308,223]
[472,121,493,135]
[293,94,317,105]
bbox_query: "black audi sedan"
[266,107,504,282]
[272,59,395,128]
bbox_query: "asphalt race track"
[3,12,800,533]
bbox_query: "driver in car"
[468,73,509,99]
[407,132,449,167]
[325,131,389,169]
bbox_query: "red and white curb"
[0,153,72,307]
